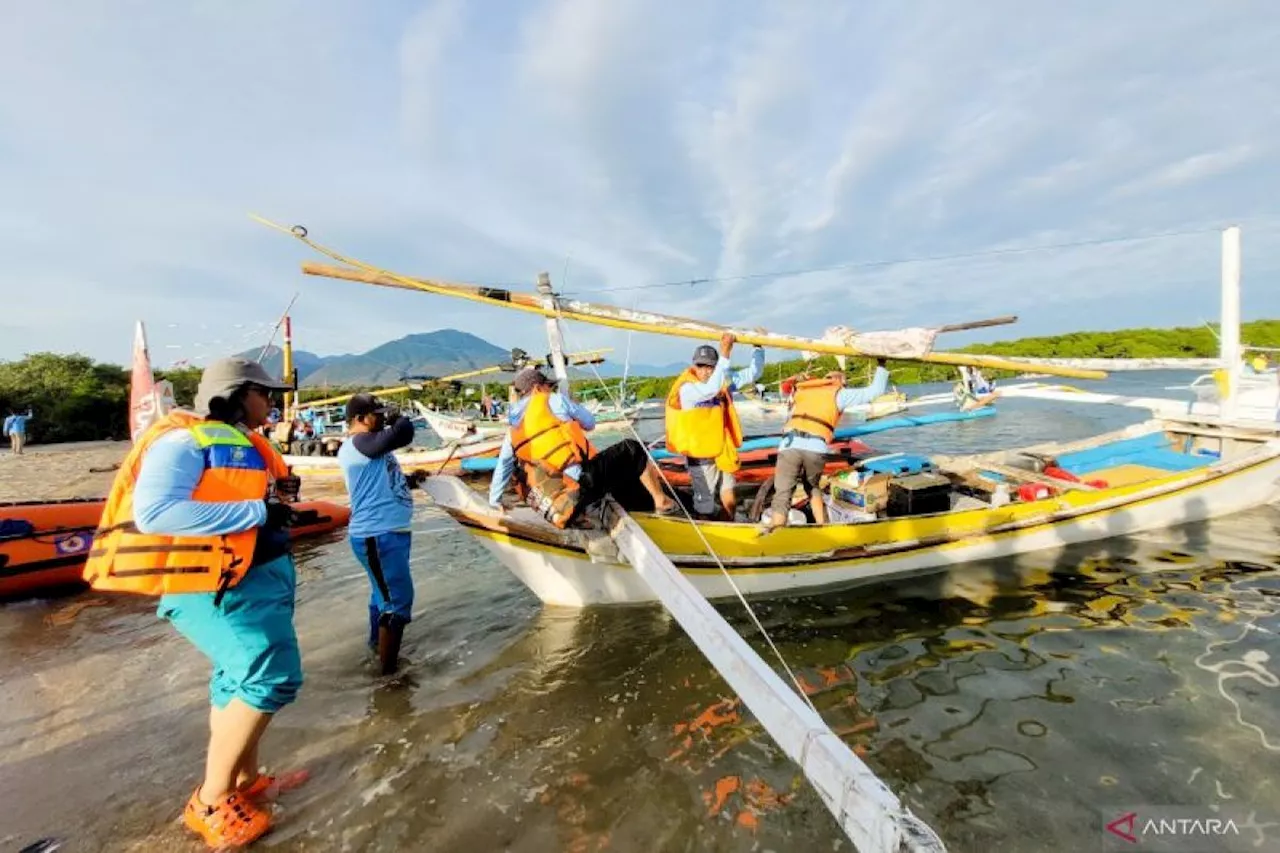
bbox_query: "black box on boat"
[886,473,952,517]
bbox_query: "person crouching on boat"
[338,393,425,676]
[489,367,677,525]
[664,334,764,520]
[762,360,889,531]
[82,357,304,849]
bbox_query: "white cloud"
[1,0,1279,370]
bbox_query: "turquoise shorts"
[158,554,303,714]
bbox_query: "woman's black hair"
[207,385,251,425]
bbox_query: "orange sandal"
[183,788,272,848]
[237,769,311,802]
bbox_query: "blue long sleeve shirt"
[488,392,596,507]
[779,367,891,454]
[339,416,417,538]
[677,348,766,409]
[5,413,30,435]
[133,430,268,535]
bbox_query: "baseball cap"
[513,367,550,394]
[345,393,389,421]
[691,345,719,367]
[194,357,293,416]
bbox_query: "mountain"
[251,346,329,383]
[236,329,682,388]
[298,330,510,387]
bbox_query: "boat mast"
[1220,225,1242,420]
[537,272,571,393]
[282,315,295,421]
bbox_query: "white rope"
[558,324,822,715]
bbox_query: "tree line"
[3,319,1276,443]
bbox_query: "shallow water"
[3,371,1279,852]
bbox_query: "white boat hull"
[425,445,1280,606]
[286,435,503,476]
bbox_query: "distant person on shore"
[489,367,677,526]
[761,361,889,532]
[339,394,425,675]
[664,334,764,519]
[4,408,32,455]
[81,357,304,849]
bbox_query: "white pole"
[537,272,571,395]
[1220,226,1242,419]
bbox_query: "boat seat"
[1053,432,1210,476]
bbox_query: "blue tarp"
[1054,432,1210,475]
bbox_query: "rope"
[556,322,821,715]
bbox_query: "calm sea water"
[2,371,1278,852]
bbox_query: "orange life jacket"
[509,390,596,473]
[664,368,744,470]
[82,410,289,598]
[784,378,842,442]
[508,391,596,529]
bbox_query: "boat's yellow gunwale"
[445,447,1279,576]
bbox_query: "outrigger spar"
[250,215,1107,382]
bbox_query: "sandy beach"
[0,441,129,502]
[0,441,350,503]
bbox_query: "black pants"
[576,439,655,512]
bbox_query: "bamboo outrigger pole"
[251,216,1108,382]
[297,351,611,409]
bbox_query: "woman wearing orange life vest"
[664,333,765,519]
[763,361,889,531]
[488,367,677,525]
[82,358,304,849]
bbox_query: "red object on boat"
[1017,483,1054,502]
[1042,466,1079,482]
[1085,478,1109,489]
[0,498,351,600]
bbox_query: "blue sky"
[2,1,1278,370]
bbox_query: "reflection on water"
[2,371,1279,851]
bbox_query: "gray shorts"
[770,449,826,518]
[687,459,736,516]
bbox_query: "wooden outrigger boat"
[258,218,1274,852]
[262,219,1280,606]
[422,418,1280,604]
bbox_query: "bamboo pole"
[300,261,1106,381]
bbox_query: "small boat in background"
[413,402,507,441]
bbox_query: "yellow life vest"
[664,368,743,472]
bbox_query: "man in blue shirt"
[667,337,765,519]
[338,393,424,675]
[764,362,889,530]
[5,408,32,455]
[489,368,677,520]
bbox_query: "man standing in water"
[83,358,305,848]
[338,394,423,675]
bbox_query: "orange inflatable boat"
[0,498,350,600]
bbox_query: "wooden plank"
[964,461,1100,492]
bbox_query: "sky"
[2,1,1279,371]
